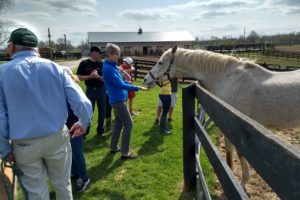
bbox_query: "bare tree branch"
[0,0,14,46]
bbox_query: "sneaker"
[121,152,138,159]
[154,119,159,124]
[76,178,90,192]
[159,129,172,134]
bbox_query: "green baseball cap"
[8,28,38,47]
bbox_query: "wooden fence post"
[134,62,138,81]
[182,84,196,190]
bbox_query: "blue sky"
[1,0,300,46]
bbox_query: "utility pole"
[244,27,246,43]
[64,34,67,60]
[48,28,52,60]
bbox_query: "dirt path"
[55,57,87,69]
[215,130,299,199]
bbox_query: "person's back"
[0,52,70,139]
[0,28,92,200]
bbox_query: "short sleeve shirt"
[77,59,104,88]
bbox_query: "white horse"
[143,46,300,189]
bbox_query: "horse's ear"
[171,45,177,54]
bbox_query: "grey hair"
[15,44,38,53]
[105,43,120,56]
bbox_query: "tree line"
[197,30,300,47]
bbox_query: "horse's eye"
[158,62,163,65]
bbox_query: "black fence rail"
[258,63,300,71]
[133,59,197,83]
[39,52,82,60]
[182,83,300,199]
[0,54,10,61]
[133,59,156,80]
[262,50,300,61]
[206,43,269,53]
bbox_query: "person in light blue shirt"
[0,28,92,200]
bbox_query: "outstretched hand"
[69,123,86,137]
[138,86,149,91]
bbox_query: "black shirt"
[77,59,104,88]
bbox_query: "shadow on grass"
[83,131,111,153]
[87,188,127,199]
[137,124,171,156]
[178,189,195,200]
[73,152,125,199]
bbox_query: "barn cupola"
[138,27,143,35]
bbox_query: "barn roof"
[88,31,195,43]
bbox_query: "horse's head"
[143,45,177,88]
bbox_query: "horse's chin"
[145,82,156,89]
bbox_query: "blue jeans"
[70,135,87,180]
[159,94,171,131]
[66,104,87,180]
[86,86,106,135]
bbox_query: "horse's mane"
[175,48,242,73]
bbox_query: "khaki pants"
[12,126,73,200]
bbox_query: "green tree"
[56,37,74,51]
[247,30,260,43]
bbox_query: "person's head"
[7,28,38,56]
[90,46,100,61]
[123,57,133,66]
[105,43,120,62]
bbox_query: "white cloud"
[211,24,241,31]
[0,18,42,38]
[120,0,251,22]
[202,10,237,19]
[274,0,300,6]
[120,8,178,21]
[13,12,55,21]
[287,8,300,15]
[25,0,98,16]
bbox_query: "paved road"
[56,57,87,69]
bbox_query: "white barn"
[88,29,195,56]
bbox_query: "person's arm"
[62,71,93,132]
[0,82,11,159]
[107,68,139,91]
[77,61,90,81]
[77,74,91,81]
[77,61,101,81]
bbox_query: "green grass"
[16,78,220,200]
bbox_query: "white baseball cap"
[123,57,134,65]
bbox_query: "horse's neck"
[175,50,238,90]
